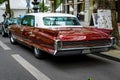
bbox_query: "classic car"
[1,18,21,37]
[8,13,115,59]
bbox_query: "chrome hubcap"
[10,34,14,42]
[34,48,39,55]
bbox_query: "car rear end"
[54,37,115,56]
[53,27,115,56]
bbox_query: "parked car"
[1,18,21,37]
[0,22,3,33]
[8,13,115,59]
[1,18,12,37]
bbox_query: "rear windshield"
[43,17,80,26]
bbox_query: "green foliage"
[0,0,5,4]
[38,2,49,12]
[55,0,63,9]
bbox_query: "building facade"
[63,0,119,23]
[63,0,96,23]
[0,0,33,22]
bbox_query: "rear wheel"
[34,47,45,59]
[9,33,17,44]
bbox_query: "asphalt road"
[0,35,120,80]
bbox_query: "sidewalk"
[102,47,120,60]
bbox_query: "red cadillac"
[8,13,115,59]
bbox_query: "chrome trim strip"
[54,40,61,55]
[58,44,112,51]
[54,40,60,50]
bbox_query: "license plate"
[82,49,91,54]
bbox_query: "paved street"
[0,35,120,80]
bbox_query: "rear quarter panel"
[29,28,58,54]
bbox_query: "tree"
[6,0,11,18]
[0,0,5,4]
[38,2,49,12]
[54,0,63,10]
[110,0,120,46]
[97,0,120,46]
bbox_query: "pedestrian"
[77,13,80,21]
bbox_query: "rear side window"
[21,15,35,27]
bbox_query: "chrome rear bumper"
[54,46,109,56]
[54,37,115,56]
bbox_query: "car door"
[9,18,22,41]
[21,15,35,45]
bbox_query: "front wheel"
[34,47,45,59]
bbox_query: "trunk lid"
[54,27,110,41]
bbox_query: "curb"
[98,49,120,62]
[97,53,120,62]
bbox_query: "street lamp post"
[32,0,39,13]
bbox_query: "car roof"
[26,13,76,18]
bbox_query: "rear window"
[43,17,80,26]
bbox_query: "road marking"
[0,40,11,50]
[11,54,51,80]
